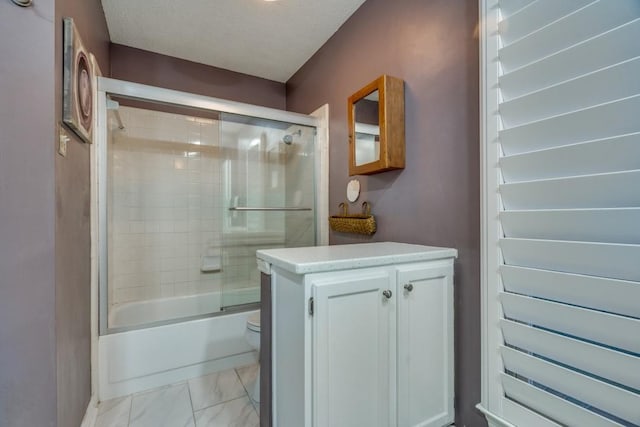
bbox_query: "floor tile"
[188,369,246,411]
[129,383,194,427]
[194,396,259,427]
[235,364,258,396]
[95,396,131,427]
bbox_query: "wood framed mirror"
[348,75,405,176]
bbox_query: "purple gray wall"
[54,1,110,426]
[0,2,57,427]
[0,3,107,426]
[286,0,482,425]
[1,1,480,424]
[110,44,287,109]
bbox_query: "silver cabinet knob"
[382,290,393,299]
[404,283,414,292]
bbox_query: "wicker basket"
[329,202,377,235]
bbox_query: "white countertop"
[256,242,457,275]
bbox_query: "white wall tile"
[108,107,279,314]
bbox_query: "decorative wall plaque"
[63,17,94,144]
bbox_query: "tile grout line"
[192,394,251,414]
[127,394,133,427]
[235,368,250,397]
[188,369,249,415]
[186,381,197,426]
[110,369,256,426]
[235,366,260,416]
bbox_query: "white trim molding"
[310,104,330,246]
[479,0,504,422]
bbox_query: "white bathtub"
[99,292,259,399]
[109,291,223,329]
[109,287,260,329]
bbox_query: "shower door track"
[98,77,317,127]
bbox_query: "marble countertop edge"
[256,242,458,275]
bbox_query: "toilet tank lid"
[247,312,260,328]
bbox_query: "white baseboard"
[80,394,98,427]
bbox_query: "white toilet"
[245,311,261,403]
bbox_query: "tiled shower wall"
[106,106,316,319]
[107,107,225,309]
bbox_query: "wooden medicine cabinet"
[348,75,405,176]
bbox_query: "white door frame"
[477,0,508,424]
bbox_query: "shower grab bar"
[229,207,312,212]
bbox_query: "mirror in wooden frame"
[348,75,405,175]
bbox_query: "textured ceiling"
[102,0,366,82]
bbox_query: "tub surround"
[101,96,317,333]
[106,106,225,310]
[96,78,322,410]
[257,242,457,426]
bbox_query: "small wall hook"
[11,0,33,7]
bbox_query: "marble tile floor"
[95,364,260,427]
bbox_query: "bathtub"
[99,291,259,399]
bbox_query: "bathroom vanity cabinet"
[257,242,457,427]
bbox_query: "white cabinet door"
[312,268,396,427]
[396,263,454,427]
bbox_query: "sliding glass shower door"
[102,92,317,332]
[218,113,316,309]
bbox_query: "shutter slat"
[502,398,561,427]
[500,18,640,100]
[501,346,640,424]
[500,209,640,244]
[494,3,640,425]
[500,0,640,72]
[501,95,640,155]
[499,0,536,19]
[500,170,640,210]
[500,133,640,181]
[500,57,640,127]
[500,238,640,282]
[501,374,625,427]
[501,265,640,318]
[500,292,640,354]
[499,0,593,46]
[501,319,640,390]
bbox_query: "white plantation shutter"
[482,0,640,426]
